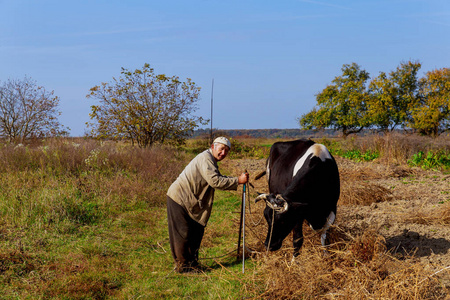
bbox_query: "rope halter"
[255,193,289,213]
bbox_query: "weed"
[336,149,380,162]
[408,150,450,170]
[319,137,380,162]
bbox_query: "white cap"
[213,137,231,149]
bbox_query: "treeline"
[192,128,340,139]
[299,61,450,137]
[3,61,448,147]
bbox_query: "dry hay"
[336,158,385,181]
[251,228,447,299]
[336,158,397,206]
[340,181,393,206]
[404,211,435,225]
[225,147,450,299]
[439,203,450,224]
[401,202,450,226]
[336,156,418,181]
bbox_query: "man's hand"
[238,172,249,184]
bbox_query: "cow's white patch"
[320,211,335,246]
[309,211,335,232]
[308,211,336,246]
[292,144,331,178]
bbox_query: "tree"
[299,63,371,137]
[367,61,421,131]
[86,63,207,147]
[410,68,450,136]
[0,76,67,142]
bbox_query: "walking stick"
[237,171,247,273]
[237,186,244,258]
[241,182,246,273]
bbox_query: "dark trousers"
[166,196,205,272]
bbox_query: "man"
[166,137,249,273]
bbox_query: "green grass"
[0,183,255,299]
[145,189,258,299]
[0,140,260,299]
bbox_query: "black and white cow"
[255,139,340,256]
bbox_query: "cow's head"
[255,194,307,251]
[255,193,289,213]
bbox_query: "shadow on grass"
[198,250,261,273]
[207,258,245,270]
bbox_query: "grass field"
[0,134,449,299]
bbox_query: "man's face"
[211,143,230,161]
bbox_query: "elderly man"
[166,137,249,273]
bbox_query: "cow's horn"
[255,194,268,203]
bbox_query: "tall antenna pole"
[210,78,214,144]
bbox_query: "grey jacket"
[167,149,239,226]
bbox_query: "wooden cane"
[237,171,247,273]
[237,184,245,259]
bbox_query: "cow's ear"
[290,202,308,208]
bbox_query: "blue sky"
[1,0,449,136]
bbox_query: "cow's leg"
[307,211,336,256]
[292,218,305,257]
[320,211,335,249]
[312,211,336,257]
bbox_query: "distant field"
[0,134,449,299]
